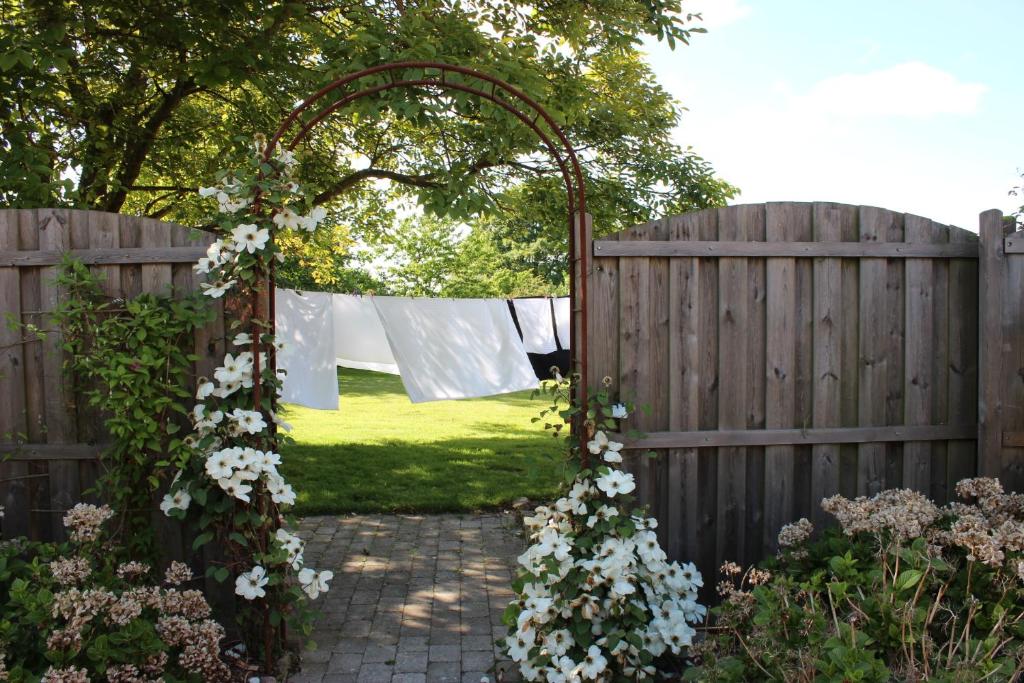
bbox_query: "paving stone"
[462,672,490,683]
[357,663,394,683]
[297,515,523,683]
[461,650,495,672]
[461,636,494,651]
[362,645,397,664]
[395,650,429,673]
[426,661,461,683]
[328,653,364,674]
[428,645,461,663]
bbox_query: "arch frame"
[249,62,592,455]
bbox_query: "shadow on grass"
[280,436,566,516]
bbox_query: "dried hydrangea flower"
[778,517,813,548]
[164,561,193,586]
[50,557,92,586]
[62,503,114,543]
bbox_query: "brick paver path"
[288,514,522,683]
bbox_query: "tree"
[1,0,736,290]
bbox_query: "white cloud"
[665,62,1009,230]
[795,62,988,118]
[683,0,752,30]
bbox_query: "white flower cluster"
[160,344,329,602]
[194,145,328,300]
[507,431,705,683]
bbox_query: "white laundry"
[371,296,538,403]
[332,294,400,374]
[553,296,570,349]
[512,298,559,354]
[274,289,339,410]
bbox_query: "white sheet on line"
[371,296,538,403]
[553,296,570,349]
[332,294,400,374]
[274,289,339,410]
[512,298,558,354]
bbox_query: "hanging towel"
[553,296,571,349]
[274,289,339,410]
[507,299,570,381]
[372,296,538,403]
[332,294,400,374]
[511,298,559,354]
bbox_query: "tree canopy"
[1,0,737,293]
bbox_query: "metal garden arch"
[251,61,591,443]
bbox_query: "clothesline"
[274,289,570,410]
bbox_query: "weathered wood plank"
[928,221,951,502]
[592,240,978,258]
[763,203,809,552]
[857,207,892,495]
[695,210,719,594]
[811,204,847,528]
[744,206,767,564]
[884,213,907,489]
[947,225,979,490]
[0,210,29,541]
[977,210,1010,478]
[0,443,105,460]
[617,424,977,449]
[903,215,933,492]
[17,209,51,539]
[1000,218,1024,491]
[39,209,79,538]
[716,205,753,568]
[0,246,208,267]
[666,212,702,561]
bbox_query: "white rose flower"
[229,408,267,435]
[200,280,236,298]
[159,489,191,515]
[595,470,635,497]
[195,381,215,400]
[298,567,333,599]
[231,223,270,253]
[272,207,301,230]
[198,186,219,198]
[575,645,607,680]
[232,332,252,346]
[610,403,628,419]
[235,566,268,600]
[218,475,252,502]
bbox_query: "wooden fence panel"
[0,210,217,554]
[589,201,984,587]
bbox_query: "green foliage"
[1,0,735,292]
[687,483,1024,682]
[49,258,214,559]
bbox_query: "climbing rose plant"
[504,378,706,682]
[160,135,331,666]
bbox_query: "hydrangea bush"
[0,503,231,682]
[688,478,1024,682]
[159,136,333,667]
[503,378,705,682]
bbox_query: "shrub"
[687,479,1024,682]
[0,503,234,682]
[503,378,705,682]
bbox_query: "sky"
[642,0,1024,231]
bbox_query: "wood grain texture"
[903,215,934,492]
[977,210,1010,478]
[593,240,978,258]
[617,424,976,449]
[588,201,986,587]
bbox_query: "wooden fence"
[585,201,1024,586]
[0,209,221,561]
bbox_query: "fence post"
[572,212,593,383]
[978,209,1013,479]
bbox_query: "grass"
[277,367,565,515]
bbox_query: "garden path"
[289,513,523,683]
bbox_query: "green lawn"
[277,368,564,515]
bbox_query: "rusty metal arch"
[255,62,591,436]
